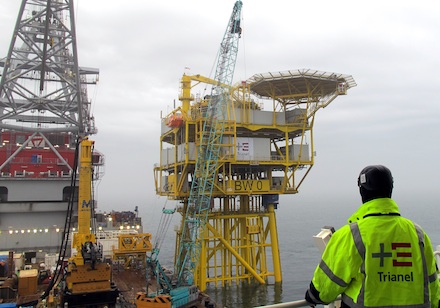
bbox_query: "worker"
[305,165,440,308]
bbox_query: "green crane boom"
[174,0,243,286]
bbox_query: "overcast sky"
[1,0,440,226]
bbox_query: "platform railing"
[253,296,341,308]
[253,299,309,308]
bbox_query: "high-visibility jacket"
[307,198,440,308]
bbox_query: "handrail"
[254,299,309,308]
[254,296,342,308]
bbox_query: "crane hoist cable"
[154,206,176,253]
[90,142,97,235]
[144,205,176,293]
[41,137,81,300]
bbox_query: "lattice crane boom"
[0,0,97,136]
[174,0,243,286]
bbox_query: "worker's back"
[306,165,440,308]
[345,200,430,307]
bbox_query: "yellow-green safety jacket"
[309,198,440,308]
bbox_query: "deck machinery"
[154,69,356,288]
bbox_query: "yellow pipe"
[180,75,193,113]
[199,230,207,288]
[206,223,266,284]
[267,203,282,282]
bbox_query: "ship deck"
[112,267,148,306]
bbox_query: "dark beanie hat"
[358,165,393,203]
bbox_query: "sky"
[1,0,440,228]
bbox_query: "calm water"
[141,195,440,308]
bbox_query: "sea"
[141,194,440,308]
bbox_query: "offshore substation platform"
[154,69,356,288]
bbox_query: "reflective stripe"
[345,222,431,308]
[350,223,365,306]
[413,223,430,305]
[319,260,348,287]
[428,272,437,283]
[306,289,325,305]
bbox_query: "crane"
[174,0,243,286]
[136,1,243,307]
[63,138,119,307]
[0,1,118,305]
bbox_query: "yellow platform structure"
[154,69,356,289]
[113,233,153,268]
